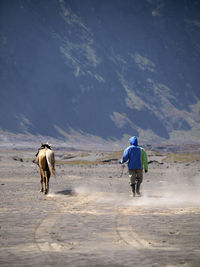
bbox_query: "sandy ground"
[0,147,200,267]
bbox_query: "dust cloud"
[46,164,200,210]
[71,167,200,208]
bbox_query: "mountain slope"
[0,0,200,143]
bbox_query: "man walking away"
[120,136,148,197]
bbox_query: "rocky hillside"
[0,0,200,143]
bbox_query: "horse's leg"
[40,169,44,192]
[46,169,51,194]
[43,173,47,194]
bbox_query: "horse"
[36,143,55,194]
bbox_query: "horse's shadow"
[55,188,76,196]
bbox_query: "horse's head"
[40,143,52,150]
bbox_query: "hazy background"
[1,0,200,144]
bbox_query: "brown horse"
[36,143,55,194]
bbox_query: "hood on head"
[129,136,138,146]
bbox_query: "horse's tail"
[46,149,56,177]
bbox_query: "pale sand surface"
[0,147,200,266]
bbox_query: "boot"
[130,183,136,197]
[136,182,141,196]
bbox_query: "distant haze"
[0,0,200,143]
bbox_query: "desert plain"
[0,143,200,267]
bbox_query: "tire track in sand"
[115,208,179,252]
[34,190,103,265]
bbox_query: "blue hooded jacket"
[120,136,148,170]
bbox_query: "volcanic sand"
[0,148,200,266]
